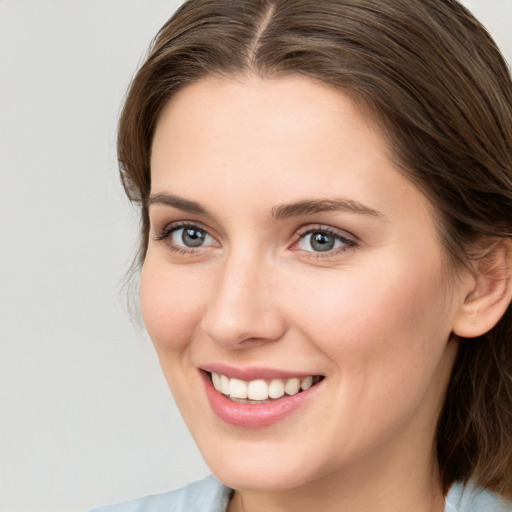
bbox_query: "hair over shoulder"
[118,0,512,498]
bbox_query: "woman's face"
[142,75,469,492]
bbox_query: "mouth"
[208,371,324,404]
[200,366,326,427]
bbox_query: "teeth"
[301,376,313,391]
[248,379,268,401]
[284,377,300,395]
[211,372,221,390]
[229,378,248,399]
[210,372,320,401]
[220,374,230,395]
[268,379,285,399]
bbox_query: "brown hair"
[118,0,512,498]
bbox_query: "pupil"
[182,228,205,247]
[311,232,334,252]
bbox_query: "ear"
[452,240,512,338]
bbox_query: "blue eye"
[154,222,217,252]
[297,230,354,253]
[170,227,215,248]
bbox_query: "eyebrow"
[148,193,383,219]
[147,193,210,216]
[271,198,384,219]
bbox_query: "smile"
[210,372,323,403]
[201,369,325,428]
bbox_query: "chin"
[207,455,319,492]
[193,427,337,493]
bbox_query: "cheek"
[139,258,208,353]
[283,258,456,452]
[288,255,452,375]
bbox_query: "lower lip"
[201,371,323,428]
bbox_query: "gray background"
[0,1,510,511]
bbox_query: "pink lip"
[200,370,324,428]
[200,363,319,381]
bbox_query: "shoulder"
[445,482,512,512]
[89,475,232,512]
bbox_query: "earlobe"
[452,241,512,338]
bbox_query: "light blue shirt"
[90,475,511,512]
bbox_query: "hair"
[118,0,512,499]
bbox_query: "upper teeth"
[211,372,315,401]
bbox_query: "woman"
[93,0,512,510]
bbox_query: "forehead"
[153,73,385,147]
[153,76,387,185]
[150,74,434,230]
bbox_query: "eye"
[296,228,356,254]
[154,222,218,251]
[171,226,214,248]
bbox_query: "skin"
[141,74,476,512]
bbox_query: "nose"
[200,251,287,349]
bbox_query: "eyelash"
[153,222,358,258]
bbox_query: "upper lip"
[200,363,323,381]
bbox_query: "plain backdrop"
[0,1,511,511]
